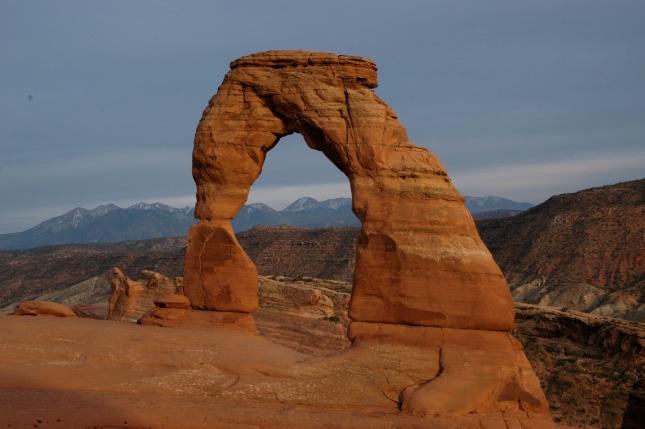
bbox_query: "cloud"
[451,152,645,203]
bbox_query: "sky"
[1,1,644,233]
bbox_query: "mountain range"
[0,203,195,250]
[0,195,532,250]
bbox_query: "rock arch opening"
[238,132,359,282]
[247,133,354,219]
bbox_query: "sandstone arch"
[184,50,514,330]
[184,50,551,422]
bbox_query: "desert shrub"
[323,315,341,324]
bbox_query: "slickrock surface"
[0,313,555,429]
[108,268,182,322]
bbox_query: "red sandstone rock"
[182,50,550,422]
[109,268,181,322]
[13,300,76,317]
[183,221,258,312]
[186,50,514,331]
[349,321,549,419]
[154,294,191,309]
[138,308,256,334]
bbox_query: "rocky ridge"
[478,178,645,320]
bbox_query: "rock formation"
[186,50,513,328]
[108,268,182,322]
[12,300,76,317]
[184,50,551,423]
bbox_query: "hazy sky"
[2,1,644,233]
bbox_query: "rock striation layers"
[184,50,551,423]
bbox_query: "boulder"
[13,301,76,317]
[154,294,191,309]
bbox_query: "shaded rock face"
[622,379,645,429]
[108,268,182,322]
[185,50,514,332]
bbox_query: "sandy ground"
[0,314,559,429]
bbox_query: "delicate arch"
[184,50,515,331]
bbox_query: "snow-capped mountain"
[319,197,352,210]
[246,203,278,214]
[0,195,532,249]
[126,202,194,214]
[283,197,352,212]
[29,204,120,235]
[0,203,196,250]
[283,197,322,212]
[231,197,356,232]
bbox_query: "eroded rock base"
[349,322,551,424]
[138,308,256,334]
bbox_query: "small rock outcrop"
[183,50,551,424]
[108,268,182,322]
[13,300,76,317]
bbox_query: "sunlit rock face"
[185,50,514,330]
[184,50,551,423]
